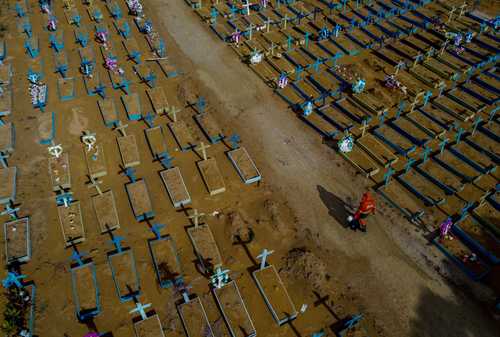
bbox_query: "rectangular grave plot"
[148,235,183,288]
[145,126,167,159]
[252,265,297,325]
[177,296,214,337]
[4,217,30,264]
[194,113,223,143]
[0,122,14,154]
[57,201,85,246]
[121,93,142,121]
[48,152,71,191]
[108,249,140,302]
[341,144,379,178]
[356,134,398,168]
[133,314,165,337]
[454,215,500,265]
[71,262,100,320]
[117,135,140,168]
[168,120,195,151]
[160,167,191,208]
[84,144,107,178]
[197,158,226,196]
[98,98,119,127]
[227,147,261,184]
[0,63,12,85]
[187,224,222,270]
[213,280,256,337]
[126,179,154,220]
[57,77,75,101]
[0,86,12,116]
[146,87,168,115]
[0,166,15,205]
[79,46,95,64]
[92,190,120,232]
[433,95,475,122]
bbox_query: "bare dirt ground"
[0,1,498,337]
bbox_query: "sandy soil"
[0,1,498,337]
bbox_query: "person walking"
[348,192,376,232]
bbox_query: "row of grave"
[3,1,336,336]
[186,0,500,282]
[0,4,37,337]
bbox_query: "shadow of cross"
[282,314,302,337]
[232,229,256,265]
[313,291,341,321]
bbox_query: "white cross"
[256,248,274,269]
[48,144,63,158]
[394,60,405,75]
[282,14,288,30]
[265,18,272,33]
[447,6,456,23]
[129,302,152,321]
[189,209,205,228]
[458,2,467,18]
[196,142,211,161]
[359,119,369,137]
[247,23,255,40]
[167,105,180,122]
[115,122,128,137]
[87,177,103,195]
[82,131,97,152]
[242,0,252,16]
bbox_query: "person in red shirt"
[349,192,376,232]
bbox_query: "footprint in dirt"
[68,107,89,136]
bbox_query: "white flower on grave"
[250,51,263,64]
[338,134,354,153]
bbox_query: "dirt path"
[150,1,499,336]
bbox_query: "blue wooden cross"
[0,151,8,168]
[15,3,26,17]
[311,58,322,73]
[295,65,303,81]
[159,152,174,169]
[229,134,240,149]
[287,35,293,51]
[334,24,342,38]
[439,138,448,156]
[71,250,87,266]
[143,111,156,128]
[151,223,165,240]
[110,235,125,253]
[352,79,365,94]
[396,100,406,119]
[130,301,152,320]
[230,4,238,18]
[404,157,416,174]
[344,314,363,331]
[471,116,482,136]
[378,110,387,126]
[76,29,89,47]
[210,267,230,288]
[2,271,27,289]
[24,38,40,58]
[383,165,395,186]
[1,201,20,220]
[422,90,432,107]
[118,21,131,39]
[109,3,123,19]
[56,191,74,207]
[197,96,206,113]
[332,52,344,66]
[341,0,348,13]
[22,20,32,38]
[210,7,218,25]
[421,146,432,163]
[124,167,137,183]
[50,33,64,53]
[454,125,465,144]
[488,105,498,124]
[304,32,310,49]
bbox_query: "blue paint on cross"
[229,134,241,149]
[421,146,432,163]
[110,236,125,253]
[125,167,137,183]
[404,158,416,174]
[197,96,206,113]
[2,272,27,289]
[383,166,395,186]
[71,250,87,266]
[151,223,165,240]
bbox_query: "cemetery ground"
[0,1,499,337]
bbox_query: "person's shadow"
[317,185,353,228]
